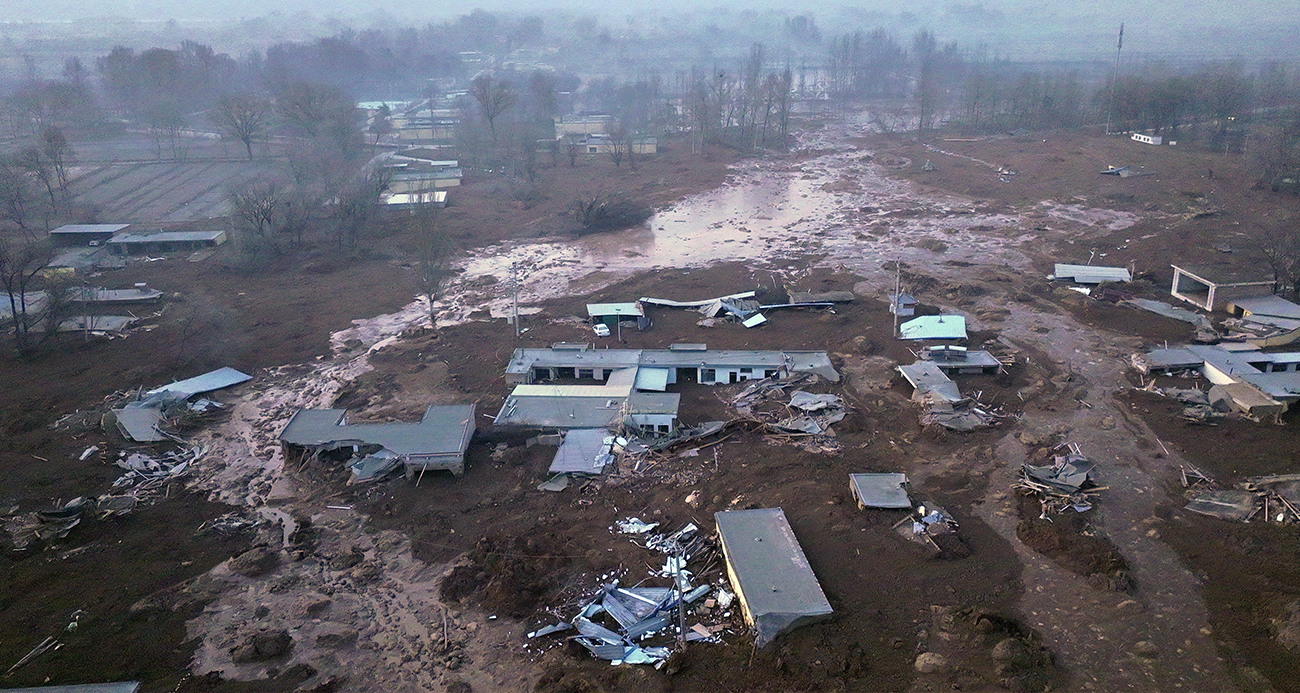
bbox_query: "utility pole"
[510,262,521,338]
[1105,23,1124,135]
[892,260,902,338]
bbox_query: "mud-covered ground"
[4,109,1300,693]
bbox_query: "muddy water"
[342,143,1090,349]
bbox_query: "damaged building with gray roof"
[279,404,476,478]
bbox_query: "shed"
[1227,295,1300,321]
[49,223,130,246]
[714,508,833,647]
[889,293,916,317]
[849,473,912,509]
[106,230,227,256]
[899,315,967,340]
[586,302,646,328]
[921,347,1002,374]
[1170,264,1275,312]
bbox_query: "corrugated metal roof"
[49,223,131,235]
[512,383,633,398]
[146,367,252,398]
[505,347,839,381]
[107,230,225,244]
[586,302,644,317]
[1053,264,1131,283]
[715,508,833,647]
[899,315,967,340]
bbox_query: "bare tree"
[329,170,391,249]
[228,176,289,256]
[210,93,271,160]
[469,75,517,142]
[1251,226,1300,299]
[0,236,61,353]
[606,127,629,168]
[14,147,57,216]
[411,206,455,329]
[41,126,71,191]
[0,157,38,233]
[565,138,582,167]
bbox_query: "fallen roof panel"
[849,473,912,509]
[1123,299,1212,328]
[549,428,614,475]
[897,362,962,402]
[715,508,833,648]
[113,407,167,442]
[146,367,252,398]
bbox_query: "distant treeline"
[1,10,1298,183]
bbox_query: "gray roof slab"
[715,508,833,647]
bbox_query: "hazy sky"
[1,0,1298,63]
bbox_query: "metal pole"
[675,544,687,648]
[511,263,520,338]
[892,260,901,338]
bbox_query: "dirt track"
[4,108,1300,693]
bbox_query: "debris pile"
[728,374,848,452]
[4,494,141,553]
[893,501,964,557]
[1184,469,1300,524]
[112,446,203,492]
[1014,444,1103,515]
[528,521,734,666]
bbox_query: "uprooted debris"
[1014,444,1103,515]
[893,501,967,558]
[4,494,142,553]
[112,445,203,492]
[1136,382,1227,422]
[727,374,849,449]
[528,522,734,666]
[897,361,1008,431]
[1185,471,1300,523]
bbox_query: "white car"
[593,324,611,337]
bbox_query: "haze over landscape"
[2,0,1300,692]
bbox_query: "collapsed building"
[1133,344,1300,419]
[278,404,477,480]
